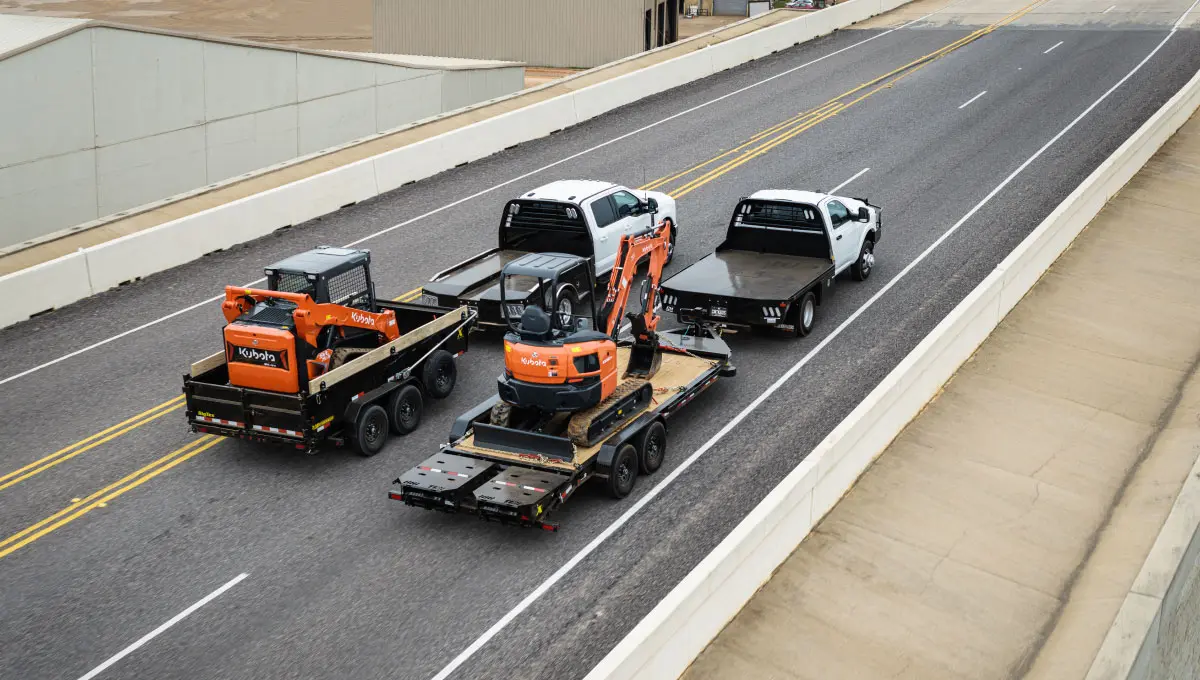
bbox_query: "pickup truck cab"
[660,189,881,337]
[419,180,677,327]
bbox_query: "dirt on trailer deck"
[455,348,719,471]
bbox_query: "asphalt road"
[2,1,1199,679]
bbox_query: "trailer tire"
[387,385,423,436]
[421,350,457,399]
[795,291,817,337]
[608,444,639,499]
[851,239,874,281]
[639,421,667,474]
[352,404,390,456]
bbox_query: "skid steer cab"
[183,246,477,456]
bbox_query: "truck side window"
[611,191,641,219]
[827,201,850,228]
[591,197,617,228]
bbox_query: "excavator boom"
[601,221,671,340]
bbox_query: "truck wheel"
[421,349,457,399]
[664,220,676,265]
[554,287,578,328]
[796,291,817,337]
[490,400,513,427]
[608,444,639,499]
[387,385,423,435]
[639,421,667,474]
[851,240,874,281]
[352,404,390,456]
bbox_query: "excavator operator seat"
[517,305,554,343]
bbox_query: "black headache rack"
[391,327,735,531]
[419,199,596,326]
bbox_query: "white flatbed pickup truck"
[418,180,678,327]
[660,189,881,337]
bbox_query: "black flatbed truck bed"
[390,327,734,530]
[184,302,475,454]
[659,197,838,336]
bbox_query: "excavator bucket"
[624,312,662,380]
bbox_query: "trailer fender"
[595,413,662,477]
[450,394,503,442]
[342,378,416,428]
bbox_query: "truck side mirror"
[646,198,659,213]
[857,207,870,222]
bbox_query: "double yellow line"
[0,436,222,559]
[0,0,1048,559]
[643,0,1049,199]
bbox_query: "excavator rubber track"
[567,378,652,447]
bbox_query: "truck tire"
[851,239,875,281]
[608,444,639,499]
[421,349,457,399]
[387,385,423,435]
[664,219,676,265]
[795,291,817,337]
[554,286,578,327]
[351,404,390,456]
[639,421,667,474]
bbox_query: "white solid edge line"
[829,167,870,194]
[958,89,988,109]
[1174,0,1200,30]
[76,573,249,680]
[0,9,945,388]
[1103,5,1116,14]
[1044,40,1064,54]
[427,23,1183,680]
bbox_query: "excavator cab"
[498,253,599,337]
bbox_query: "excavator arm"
[600,221,671,340]
[222,287,400,347]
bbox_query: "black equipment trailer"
[659,197,846,337]
[184,302,476,455]
[390,327,735,530]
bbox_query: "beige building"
[373,0,683,69]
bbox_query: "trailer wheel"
[352,404,390,456]
[851,239,874,281]
[608,444,639,499]
[388,385,423,435]
[421,349,457,399]
[795,291,817,337]
[639,421,667,474]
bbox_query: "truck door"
[587,194,622,275]
[826,200,859,273]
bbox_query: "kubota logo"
[520,357,548,367]
[237,347,275,362]
[351,312,373,325]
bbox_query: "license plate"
[710,305,727,318]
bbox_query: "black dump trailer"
[659,197,838,337]
[184,302,476,455]
[389,327,735,530]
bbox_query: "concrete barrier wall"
[0,0,909,330]
[581,58,1200,680]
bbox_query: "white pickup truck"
[660,189,881,337]
[418,180,678,326]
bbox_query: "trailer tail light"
[388,491,404,501]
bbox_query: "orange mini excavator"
[220,247,400,394]
[494,221,671,446]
